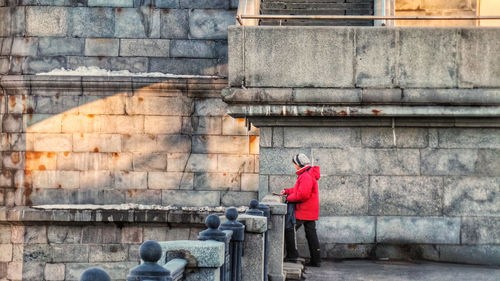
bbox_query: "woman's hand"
[280,190,286,195]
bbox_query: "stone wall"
[260,126,500,264]
[0,208,212,281]
[225,25,500,264]
[0,76,259,208]
[0,0,237,75]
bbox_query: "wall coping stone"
[0,206,247,224]
[158,240,225,268]
[261,194,287,215]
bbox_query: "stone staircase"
[259,0,374,26]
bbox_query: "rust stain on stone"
[127,190,136,196]
[93,147,99,152]
[27,106,34,114]
[124,171,130,174]
[201,136,207,141]
[26,151,42,160]
[88,114,95,118]
[348,244,357,249]
[117,7,122,12]
[11,152,20,164]
[306,109,313,116]
[47,152,55,158]
[38,165,46,170]
[138,97,144,102]
[339,110,347,116]
[113,153,119,158]
[64,152,70,157]
[372,109,382,115]
[223,173,227,176]
[249,135,257,145]
[9,96,16,108]
[57,184,62,188]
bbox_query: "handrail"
[163,258,188,281]
[236,14,500,22]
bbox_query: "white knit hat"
[292,153,310,167]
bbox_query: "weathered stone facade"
[0,76,259,207]
[0,0,236,75]
[224,25,500,265]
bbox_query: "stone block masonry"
[0,76,258,207]
[261,125,500,265]
[0,208,219,281]
[0,1,237,75]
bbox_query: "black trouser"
[284,219,321,264]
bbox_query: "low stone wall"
[0,76,259,207]
[0,207,216,281]
[0,0,237,75]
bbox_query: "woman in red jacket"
[281,153,321,267]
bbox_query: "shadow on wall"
[0,76,260,207]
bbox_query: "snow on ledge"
[36,66,222,79]
[32,203,247,212]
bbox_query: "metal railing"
[236,0,500,26]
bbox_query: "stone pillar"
[262,195,286,281]
[224,214,267,281]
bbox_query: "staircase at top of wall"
[259,0,374,26]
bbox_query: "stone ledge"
[0,75,228,98]
[222,88,500,106]
[0,206,245,224]
[227,104,500,119]
[248,116,500,128]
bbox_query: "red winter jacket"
[284,165,320,221]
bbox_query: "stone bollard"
[220,208,245,281]
[80,268,111,281]
[199,214,231,281]
[127,240,170,281]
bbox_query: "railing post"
[127,240,170,281]
[199,214,231,281]
[80,268,111,281]
[257,203,271,281]
[220,208,245,281]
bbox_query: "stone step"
[259,0,374,26]
[283,262,304,280]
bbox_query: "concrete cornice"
[222,87,500,106]
[0,75,228,98]
[223,87,500,125]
